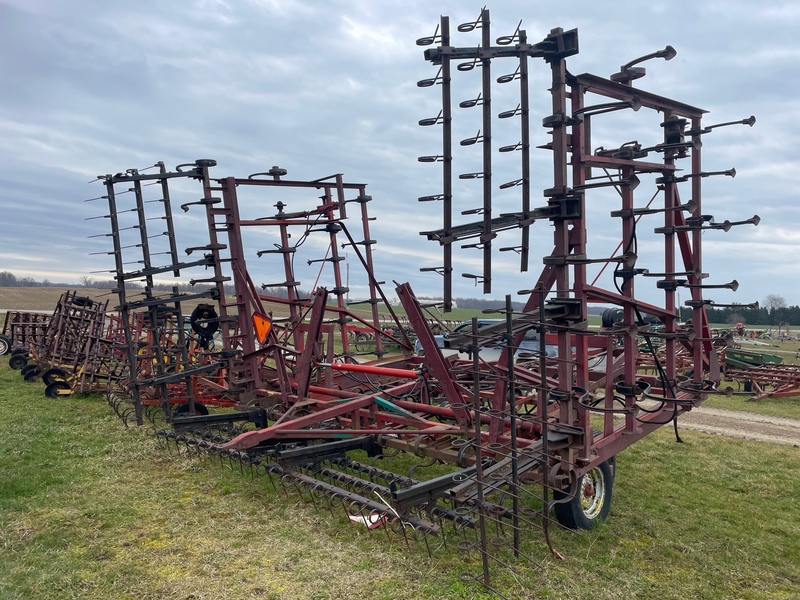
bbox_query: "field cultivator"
[723,364,800,401]
[82,9,763,595]
[716,347,800,401]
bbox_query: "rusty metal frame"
[96,161,236,425]
[87,10,763,594]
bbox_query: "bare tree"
[79,275,95,288]
[764,294,787,311]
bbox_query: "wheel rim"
[46,381,72,398]
[42,366,68,382]
[579,467,606,520]
[9,355,27,369]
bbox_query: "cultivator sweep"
[74,9,764,595]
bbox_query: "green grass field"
[1,355,799,599]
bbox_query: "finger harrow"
[2,310,51,356]
[7,291,125,398]
[78,9,763,596]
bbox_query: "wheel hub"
[579,467,606,519]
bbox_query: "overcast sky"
[1,0,799,309]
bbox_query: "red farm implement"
[86,9,761,595]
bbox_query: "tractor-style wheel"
[72,296,94,307]
[553,459,614,530]
[45,380,72,399]
[354,332,374,353]
[42,367,69,386]
[190,304,219,338]
[0,334,10,355]
[21,363,38,377]
[9,354,28,370]
[23,367,42,382]
[11,347,28,357]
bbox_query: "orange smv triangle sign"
[252,312,272,344]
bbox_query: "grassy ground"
[703,392,800,420]
[0,287,119,312]
[1,356,799,599]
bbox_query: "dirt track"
[678,406,800,447]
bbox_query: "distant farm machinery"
[4,9,772,595]
[2,310,51,358]
[6,291,124,397]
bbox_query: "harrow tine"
[421,527,432,558]
[279,473,292,497]
[398,521,411,551]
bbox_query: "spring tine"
[264,467,278,492]
[381,514,393,543]
[279,474,291,497]
[422,528,432,558]
[306,484,319,510]
[338,494,352,522]
[399,521,411,551]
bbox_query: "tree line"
[0,270,243,295]
[3,271,796,324]
[703,307,800,328]
[698,294,794,328]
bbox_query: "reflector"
[252,312,271,344]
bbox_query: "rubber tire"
[554,459,614,530]
[9,354,28,369]
[72,296,94,307]
[11,347,28,356]
[45,380,72,399]
[190,304,219,338]
[21,363,38,377]
[174,401,209,416]
[42,367,69,386]
[23,367,42,382]
[601,308,624,328]
[354,332,373,352]
[0,334,10,355]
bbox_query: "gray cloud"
[1,0,797,307]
